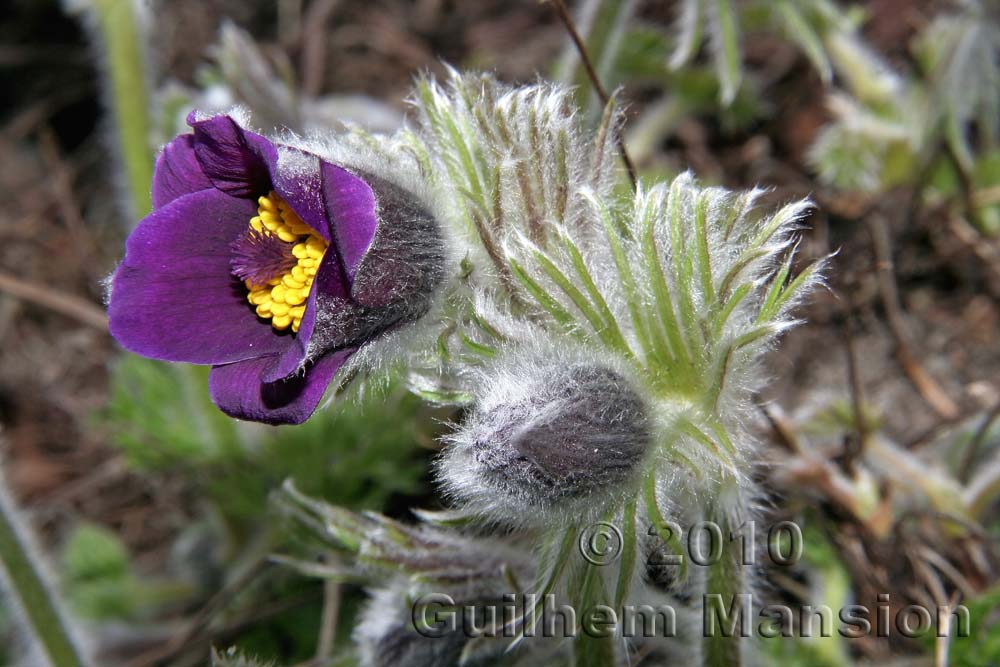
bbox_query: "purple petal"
[189,112,275,199]
[208,349,354,424]
[268,147,333,244]
[187,114,335,244]
[152,134,214,209]
[109,189,291,364]
[321,162,377,279]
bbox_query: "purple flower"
[108,112,444,424]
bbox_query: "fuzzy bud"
[356,590,509,667]
[439,352,651,524]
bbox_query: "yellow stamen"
[244,191,328,332]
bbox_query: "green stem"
[613,497,637,610]
[572,618,616,664]
[0,484,87,667]
[704,510,745,667]
[644,470,688,584]
[91,0,154,217]
[572,562,614,667]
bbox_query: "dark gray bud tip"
[357,592,511,667]
[351,172,447,311]
[367,623,468,667]
[644,537,695,603]
[459,363,651,507]
[306,171,447,359]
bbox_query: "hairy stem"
[91,0,154,217]
[0,481,88,667]
[703,488,748,667]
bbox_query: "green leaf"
[559,232,635,358]
[695,190,716,303]
[508,256,582,335]
[757,252,795,324]
[589,192,657,361]
[930,586,1000,667]
[667,180,701,353]
[64,524,129,583]
[103,357,241,470]
[709,0,742,106]
[642,192,688,369]
[533,249,609,339]
[774,0,833,84]
[668,0,705,70]
[573,563,615,667]
[713,282,753,338]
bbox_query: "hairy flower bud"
[356,590,511,667]
[439,351,651,523]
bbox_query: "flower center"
[233,191,328,333]
[231,229,297,286]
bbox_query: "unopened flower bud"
[356,590,509,667]
[439,353,651,523]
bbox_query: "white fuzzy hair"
[435,333,652,529]
[224,68,824,667]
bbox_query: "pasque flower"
[108,112,444,424]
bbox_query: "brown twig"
[128,560,272,667]
[946,141,986,232]
[37,128,87,239]
[37,126,101,279]
[973,185,1000,208]
[944,213,1000,300]
[758,403,802,454]
[905,406,978,451]
[868,214,960,419]
[547,0,638,190]
[300,0,341,98]
[934,140,1000,296]
[842,295,868,473]
[911,552,949,607]
[278,0,304,48]
[0,270,107,330]
[958,402,1000,484]
[175,590,322,667]
[43,457,126,507]
[919,546,977,601]
[315,572,342,663]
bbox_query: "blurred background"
[1,1,999,665]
